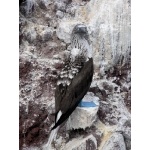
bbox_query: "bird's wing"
[52,58,93,130]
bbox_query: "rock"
[123,127,131,150]
[56,10,64,19]
[66,107,98,130]
[116,124,131,150]
[23,25,53,44]
[64,134,97,150]
[102,133,126,150]
[66,92,100,130]
[19,0,36,15]
[41,28,53,42]
[56,21,79,43]
[66,5,76,16]
[39,0,52,10]
[25,27,37,43]
[19,102,53,149]
[54,1,66,12]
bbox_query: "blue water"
[78,101,97,107]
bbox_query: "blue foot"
[78,101,97,107]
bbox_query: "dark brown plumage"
[52,57,93,130]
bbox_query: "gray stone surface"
[63,134,97,150]
[102,133,126,150]
[56,10,64,19]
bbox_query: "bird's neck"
[70,37,92,63]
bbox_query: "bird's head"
[72,24,88,34]
[70,24,92,62]
[71,24,90,46]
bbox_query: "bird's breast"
[57,63,83,87]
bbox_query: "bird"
[45,24,93,148]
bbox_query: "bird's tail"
[43,111,62,150]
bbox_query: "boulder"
[66,92,100,130]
